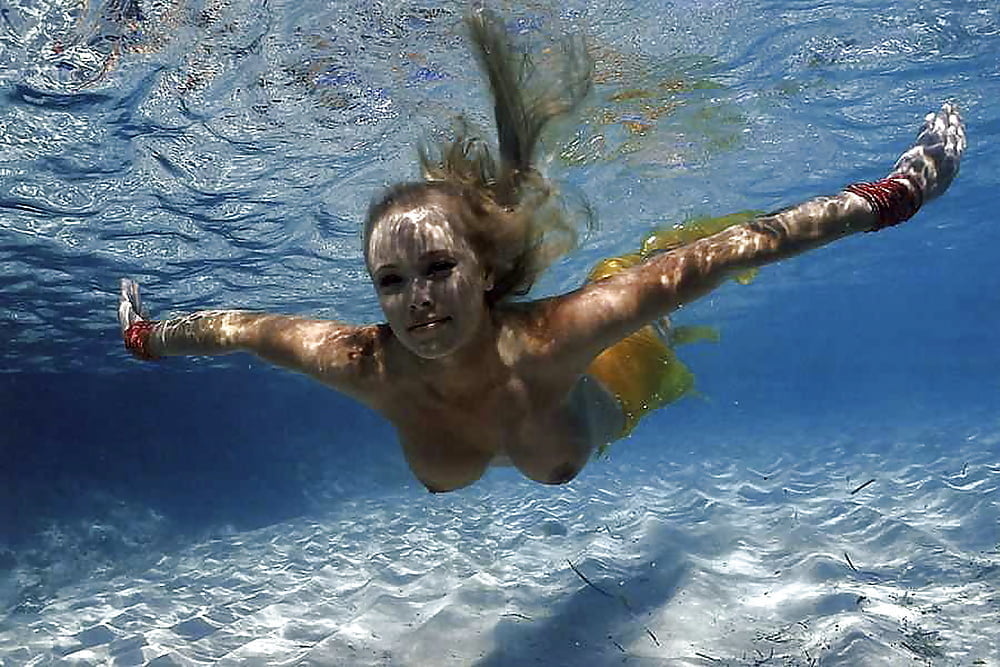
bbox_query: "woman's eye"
[428,260,456,277]
[378,274,403,289]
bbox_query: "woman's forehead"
[367,205,473,263]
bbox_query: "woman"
[119,11,966,493]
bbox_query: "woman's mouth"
[408,316,451,333]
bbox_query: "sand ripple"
[1,433,997,666]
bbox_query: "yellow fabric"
[586,251,696,438]
[585,212,760,439]
[587,323,694,438]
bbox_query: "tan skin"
[120,104,965,492]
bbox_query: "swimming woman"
[119,11,966,493]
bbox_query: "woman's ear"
[483,269,495,292]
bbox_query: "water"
[2,0,999,664]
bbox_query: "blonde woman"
[119,11,966,493]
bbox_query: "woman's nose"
[408,281,433,310]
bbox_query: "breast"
[504,375,624,484]
[395,419,498,492]
[379,356,611,488]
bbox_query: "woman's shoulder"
[313,321,392,375]
[492,300,565,362]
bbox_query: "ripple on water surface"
[1,0,994,372]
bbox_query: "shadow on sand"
[476,537,689,667]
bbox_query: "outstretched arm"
[542,104,966,369]
[118,279,382,399]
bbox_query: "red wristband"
[124,320,160,361]
[845,174,923,231]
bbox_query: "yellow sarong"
[585,211,760,439]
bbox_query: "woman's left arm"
[117,279,382,401]
[541,103,966,368]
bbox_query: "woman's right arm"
[535,103,966,373]
[118,279,382,399]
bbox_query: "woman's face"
[366,204,492,359]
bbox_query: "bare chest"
[384,373,550,454]
[371,371,621,491]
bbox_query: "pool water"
[1,0,998,664]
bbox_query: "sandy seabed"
[2,428,998,667]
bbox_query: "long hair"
[366,9,594,304]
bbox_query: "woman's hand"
[894,102,966,202]
[119,278,158,360]
[846,103,966,230]
[118,278,146,333]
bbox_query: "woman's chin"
[393,316,483,361]
[399,332,459,360]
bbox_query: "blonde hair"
[365,9,593,304]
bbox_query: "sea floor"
[2,427,998,666]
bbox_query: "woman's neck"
[403,311,506,394]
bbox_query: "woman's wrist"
[124,320,160,360]
[845,173,923,231]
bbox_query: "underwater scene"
[1,0,999,664]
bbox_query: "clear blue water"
[1,0,999,664]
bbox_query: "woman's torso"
[353,314,623,492]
